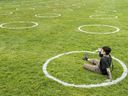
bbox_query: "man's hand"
[96,48,102,53]
[106,68,112,81]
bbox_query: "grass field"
[0,0,128,96]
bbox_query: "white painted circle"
[38,1,55,4]
[89,15,118,19]
[30,8,35,10]
[15,8,35,11]
[95,10,117,13]
[78,24,120,34]
[35,13,61,18]
[0,12,13,15]
[43,51,127,88]
[0,21,38,29]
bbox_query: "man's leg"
[83,53,99,66]
[83,64,101,73]
[88,59,100,66]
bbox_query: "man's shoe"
[82,52,88,61]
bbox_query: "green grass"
[0,0,128,96]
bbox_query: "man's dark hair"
[102,46,111,55]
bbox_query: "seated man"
[83,46,112,81]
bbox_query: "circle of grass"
[78,24,120,34]
[0,21,38,29]
[43,51,127,88]
[89,15,118,19]
[35,13,61,18]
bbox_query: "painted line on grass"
[35,13,61,18]
[42,51,127,88]
[0,12,13,15]
[95,10,117,13]
[0,21,38,29]
[15,7,35,11]
[78,24,120,35]
[89,15,118,19]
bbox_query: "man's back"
[100,55,112,75]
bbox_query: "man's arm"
[106,68,112,81]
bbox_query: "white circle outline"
[95,10,117,13]
[43,51,127,88]
[15,8,35,11]
[78,24,120,34]
[0,12,13,15]
[89,15,118,19]
[35,13,61,18]
[0,21,38,29]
